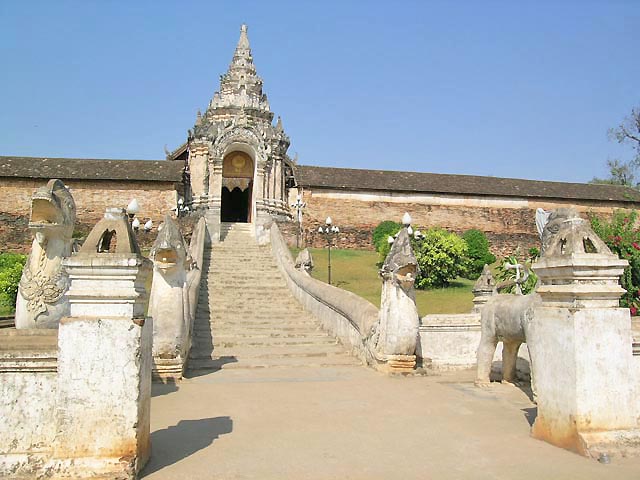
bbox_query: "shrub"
[0,253,27,310]
[373,220,402,265]
[461,229,496,279]
[373,221,402,253]
[413,228,468,289]
[589,209,640,314]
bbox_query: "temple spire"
[208,24,271,116]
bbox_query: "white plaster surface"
[529,307,640,455]
[53,316,152,476]
[0,372,57,454]
[0,330,58,477]
[375,277,419,358]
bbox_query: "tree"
[591,106,640,188]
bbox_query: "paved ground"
[142,366,640,480]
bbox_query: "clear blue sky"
[1,1,638,183]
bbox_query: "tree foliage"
[589,210,640,314]
[373,221,472,288]
[413,228,468,289]
[592,106,640,188]
[372,220,402,265]
[461,229,496,279]
[0,253,26,310]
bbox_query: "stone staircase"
[186,222,360,373]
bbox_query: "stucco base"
[53,316,152,478]
[529,307,640,457]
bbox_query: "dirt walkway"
[142,366,640,479]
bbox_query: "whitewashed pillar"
[52,208,153,478]
[530,213,640,458]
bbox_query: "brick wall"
[292,188,624,258]
[0,178,178,253]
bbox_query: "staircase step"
[187,222,358,374]
[194,326,324,336]
[186,354,361,371]
[190,344,348,360]
[193,337,337,350]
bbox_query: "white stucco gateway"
[180,24,294,241]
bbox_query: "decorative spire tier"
[207,24,272,121]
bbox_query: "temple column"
[205,158,223,243]
[188,142,210,208]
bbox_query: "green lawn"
[0,305,14,317]
[294,248,474,316]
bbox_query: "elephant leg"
[475,334,498,387]
[501,341,522,385]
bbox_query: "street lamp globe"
[126,199,140,216]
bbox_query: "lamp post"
[318,216,339,285]
[126,199,140,223]
[177,198,184,217]
[290,194,306,248]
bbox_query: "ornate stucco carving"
[15,179,76,329]
[367,227,420,372]
[149,215,194,377]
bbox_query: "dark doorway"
[221,186,250,222]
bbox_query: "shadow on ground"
[151,381,179,397]
[141,416,233,477]
[183,355,239,378]
[522,407,537,427]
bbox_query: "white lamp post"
[126,199,140,222]
[318,216,340,285]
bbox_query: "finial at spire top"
[237,24,250,50]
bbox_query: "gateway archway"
[221,151,253,223]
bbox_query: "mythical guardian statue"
[15,179,76,329]
[149,215,195,378]
[367,226,420,372]
[474,208,581,387]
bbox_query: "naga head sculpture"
[294,248,314,272]
[29,179,76,245]
[540,207,578,255]
[150,215,190,272]
[380,227,419,290]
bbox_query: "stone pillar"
[206,159,223,243]
[274,159,283,209]
[188,142,210,208]
[530,213,640,458]
[52,208,153,478]
[368,220,420,373]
